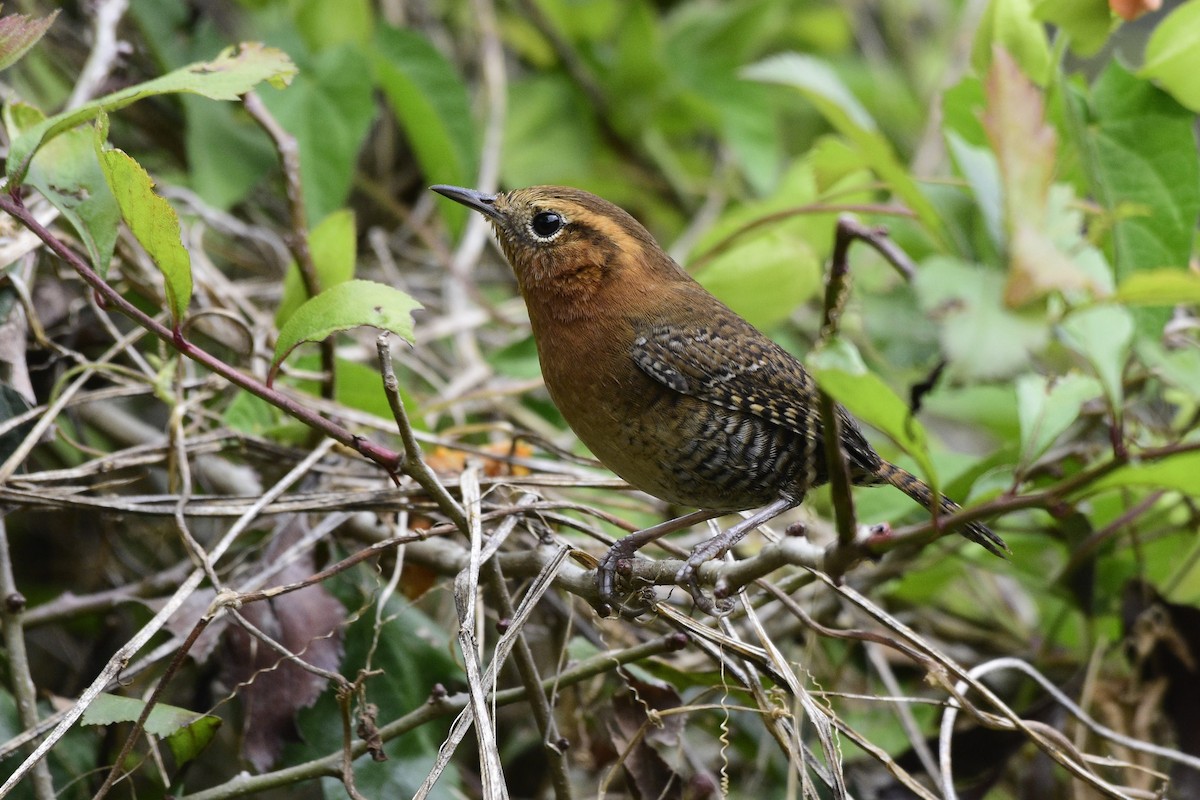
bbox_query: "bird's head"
[431,185,681,299]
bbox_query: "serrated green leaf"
[742,53,945,243]
[95,119,192,324]
[81,693,220,765]
[276,209,357,327]
[1068,62,1200,280]
[270,280,422,385]
[1016,372,1103,467]
[374,26,477,234]
[1138,0,1200,112]
[6,103,120,273]
[8,42,296,185]
[0,9,58,71]
[809,337,938,486]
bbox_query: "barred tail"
[875,461,1008,557]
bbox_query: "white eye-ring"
[529,210,566,241]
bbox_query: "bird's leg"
[676,497,797,615]
[597,508,724,617]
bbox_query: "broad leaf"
[6,103,119,273]
[808,337,938,486]
[972,0,1051,84]
[1032,0,1114,58]
[1016,372,1103,468]
[260,45,375,224]
[914,256,1050,379]
[375,26,477,234]
[1083,451,1200,496]
[743,53,945,243]
[270,280,422,384]
[1139,0,1200,112]
[0,9,58,71]
[1115,269,1200,306]
[8,42,296,185]
[1068,62,1200,280]
[82,693,220,765]
[95,117,193,324]
[694,231,820,331]
[275,209,357,327]
[983,50,1101,305]
[1058,305,1134,416]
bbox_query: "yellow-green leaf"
[95,119,192,324]
[276,209,358,327]
[1114,269,1200,305]
[808,337,938,488]
[270,280,422,385]
[1082,450,1200,496]
[82,693,221,766]
[9,42,296,184]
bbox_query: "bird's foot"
[675,557,736,617]
[595,547,655,619]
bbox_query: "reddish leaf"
[1111,0,1162,22]
[221,517,345,771]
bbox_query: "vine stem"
[0,192,402,474]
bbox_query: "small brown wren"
[432,184,1006,614]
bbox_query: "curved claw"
[676,560,735,617]
[595,550,655,619]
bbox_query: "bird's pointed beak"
[431,185,503,222]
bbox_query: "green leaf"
[502,74,598,190]
[945,131,1004,250]
[694,231,820,330]
[914,256,1050,379]
[95,118,192,324]
[374,26,477,233]
[276,209,357,327]
[294,0,374,51]
[808,337,937,486]
[1032,0,1115,57]
[1016,372,1103,468]
[81,693,220,765]
[1138,340,1200,397]
[1083,450,1200,495]
[742,53,945,243]
[183,96,278,211]
[972,0,1052,85]
[1067,62,1200,280]
[1114,269,1200,305]
[260,45,375,225]
[1139,0,1200,112]
[6,103,120,273]
[270,280,422,384]
[8,42,296,185]
[0,9,58,71]
[1058,305,1133,415]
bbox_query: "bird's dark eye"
[530,211,564,239]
